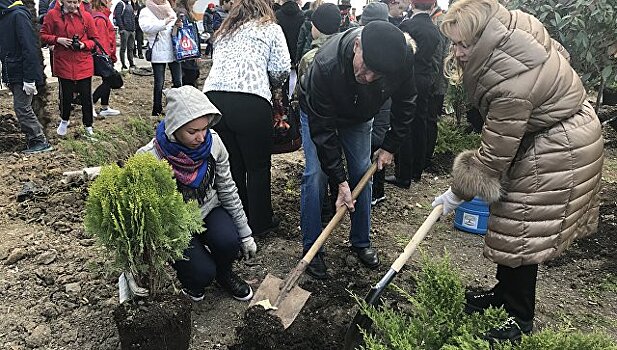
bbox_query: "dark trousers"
[182,68,199,87]
[494,264,538,322]
[92,77,112,106]
[135,29,144,57]
[206,91,274,234]
[426,94,444,165]
[9,83,46,145]
[119,29,135,67]
[151,61,182,115]
[396,90,429,182]
[171,207,240,295]
[59,77,93,127]
[205,39,213,57]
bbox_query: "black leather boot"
[464,288,503,314]
[485,317,533,344]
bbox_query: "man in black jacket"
[276,0,304,66]
[299,21,416,279]
[391,0,440,187]
[0,0,52,153]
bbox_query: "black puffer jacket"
[398,13,440,90]
[299,28,417,184]
[275,1,304,65]
[0,0,43,84]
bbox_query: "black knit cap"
[360,21,407,75]
[312,3,342,36]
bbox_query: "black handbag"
[106,71,124,89]
[145,33,160,62]
[92,39,116,78]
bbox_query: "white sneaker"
[92,107,97,118]
[99,107,121,117]
[57,120,70,136]
[85,126,94,136]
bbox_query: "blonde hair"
[440,0,499,84]
[309,0,323,11]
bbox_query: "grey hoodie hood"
[163,86,222,140]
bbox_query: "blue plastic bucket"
[454,197,490,235]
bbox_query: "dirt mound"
[0,113,26,152]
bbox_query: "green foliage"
[359,253,617,350]
[358,253,507,349]
[434,119,481,155]
[507,0,617,91]
[84,152,203,294]
[444,82,469,124]
[61,117,155,166]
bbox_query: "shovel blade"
[249,274,311,329]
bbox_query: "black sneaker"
[253,215,280,237]
[181,288,205,302]
[23,142,53,154]
[371,194,386,206]
[217,271,253,301]
[485,317,533,344]
[305,251,327,279]
[464,289,502,314]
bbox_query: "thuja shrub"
[434,119,482,155]
[84,152,203,294]
[359,254,617,350]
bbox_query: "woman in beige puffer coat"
[432,0,604,342]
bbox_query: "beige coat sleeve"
[451,97,533,203]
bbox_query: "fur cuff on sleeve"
[451,150,502,203]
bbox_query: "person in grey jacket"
[114,0,136,70]
[137,86,257,302]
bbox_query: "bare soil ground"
[0,70,615,349]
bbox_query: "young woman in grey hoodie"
[137,86,257,302]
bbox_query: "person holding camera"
[41,0,101,136]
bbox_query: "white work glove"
[240,236,257,260]
[431,187,464,216]
[23,82,38,96]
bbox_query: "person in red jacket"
[90,0,121,117]
[41,0,100,136]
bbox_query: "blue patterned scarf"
[154,120,212,189]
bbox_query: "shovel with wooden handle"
[343,204,443,350]
[249,163,378,329]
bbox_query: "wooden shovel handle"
[390,204,443,272]
[302,162,378,265]
[275,163,378,303]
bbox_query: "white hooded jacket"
[139,7,176,63]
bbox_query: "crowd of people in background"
[0,0,604,345]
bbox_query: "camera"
[71,35,81,50]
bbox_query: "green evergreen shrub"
[434,119,482,155]
[358,254,617,350]
[84,152,203,294]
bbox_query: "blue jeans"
[300,110,372,251]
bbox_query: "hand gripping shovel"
[249,163,378,329]
[343,204,443,350]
